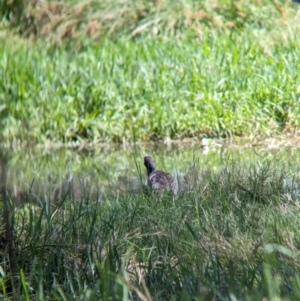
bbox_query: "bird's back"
[148,170,178,195]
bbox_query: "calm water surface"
[2,138,300,202]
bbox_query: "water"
[1,137,300,204]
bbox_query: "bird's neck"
[146,164,156,176]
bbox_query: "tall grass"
[0,0,300,144]
[1,31,300,144]
[1,154,300,300]
[1,0,297,40]
[1,1,300,299]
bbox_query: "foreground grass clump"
[1,158,300,300]
[0,0,300,144]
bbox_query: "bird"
[144,156,178,195]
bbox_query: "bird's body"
[144,156,178,195]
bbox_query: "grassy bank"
[1,156,300,300]
[1,2,300,300]
[0,0,300,144]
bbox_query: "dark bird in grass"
[144,156,178,195]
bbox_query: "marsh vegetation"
[1,0,300,144]
[1,0,300,300]
[0,144,300,300]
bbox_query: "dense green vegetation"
[1,1,300,300]
[2,149,300,300]
[0,0,300,144]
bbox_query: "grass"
[1,0,300,299]
[0,0,300,144]
[1,151,300,300]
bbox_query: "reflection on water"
[1,138,300,204]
